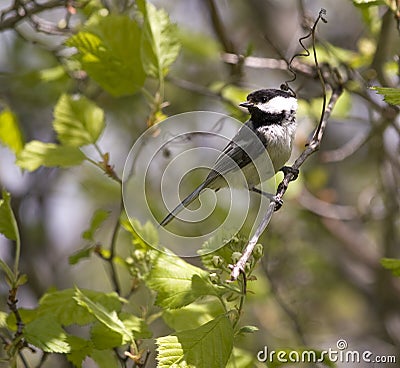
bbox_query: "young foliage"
[53,94,105,147]
[0,108,24,154]
[16,141,86,171]
[371,87,400,106]
[146,253,221,309]
[381,258,400,277]
[82,208,110,241]
[74,288,133,344]
[23,315,70,353]
[156,315,234,368]
[66,14,145,97]
[0,190,18,241]
[38,288,123,326]
[138,0,181,79]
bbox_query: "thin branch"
[205,0,242,78]
[230,86,343,281]
[221,53,315,77]
[261,259,307,346]
[0,0,66,32]
[298,187,358,220]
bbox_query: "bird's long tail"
[159,181,208,227]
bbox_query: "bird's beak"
[239,101,254,109]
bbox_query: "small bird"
[160,88,298,227]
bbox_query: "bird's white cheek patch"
[258,96,298,114]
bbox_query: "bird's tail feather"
[159,182,208,227]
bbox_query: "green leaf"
[138,0,181,78]
[16,141,86,171]
[353,0,384,7]
[226,347,255,368]
[236,325,259,335]
[74,287,133,343]
[91,349,119,368]
[121,217,159,250]
[66,14,145,97]
[91,313,151,349]
[371,87,400,105]
[0,190,18,241]
[156,315,234,368]
[0,108,24,154]
[53,94,105,147]
[199,232,247,271]
[23,315,70,353]
[7,308,37,330]
[82,209,110,241]
[146,253,218,309]
[163,300,225,331]
[66,335,93,367]
[69,246,95,265]
[38,288,123,326]
[381,258,400,277]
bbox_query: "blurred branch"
[221,53,315,77]
[261,259,307,346]
[205,0,242,78]
[321,218,380,270]
[0,0,66,32]
[298,187,358,220]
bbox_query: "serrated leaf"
[82,209,110,241]
[381,258,400,277]
[156,315,234,368]
[91,349,119,368]
[53,94,105,147]
[66,15,145,97]
[138,0,181,78]
[66,335,93,367]
[38,288,123,326]
[91,312,151,349]
[16,141,86,171]
[23,315,70,353]
[0,108,24,154]
[121,218,159,250]
[146,253,218,309]
[0,190,18,241]
[371,87,400,106]
[74,287,133,343]
[163,300,225,331]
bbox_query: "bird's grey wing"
[205,122,266,181]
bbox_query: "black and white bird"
[160,88,298,227]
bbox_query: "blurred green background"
[0,0,399,367]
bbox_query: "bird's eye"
[261,97,267,103]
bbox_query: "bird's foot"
[249,187,283,208]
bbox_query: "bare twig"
[221,53,315,77]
